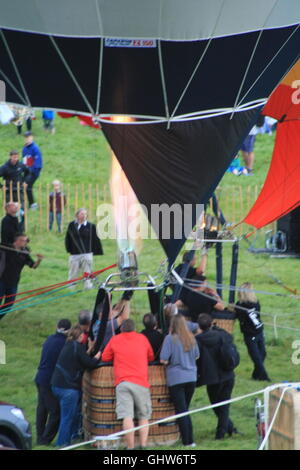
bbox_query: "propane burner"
[118,250,139,287]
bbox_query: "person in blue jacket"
[42,109,55,134]
[35,318,71,445]
[22,131,43,209]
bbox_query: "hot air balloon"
[2,1,300,448]
[0,0,300,265]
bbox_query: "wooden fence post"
[23,183,28,232]
[67,183,71,224]
[88,183,93,220]
[75,184,78,213]
[61,183,65,233]
[38,182,42,233]
[46,183,50,231]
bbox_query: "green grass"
[1,114,300,451]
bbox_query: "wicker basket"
[211,311,236,335]
[82,364,179,446]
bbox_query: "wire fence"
[1,181,110,232]
[1,182,276,236]
[214,185,276,236]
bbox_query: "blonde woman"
[160,314,199,447]
[235,283,270,381]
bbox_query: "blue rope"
[0,288,84,316]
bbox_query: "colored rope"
[0,288,84,316]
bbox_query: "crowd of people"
[0,203,103,317]
[31,250,270,449]
[0,110,271,449]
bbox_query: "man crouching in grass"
[101,319,154,449]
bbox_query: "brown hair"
[170,314,196,352]
[198,313,213,331]
[238,282,257,304]
[66,324,83,342]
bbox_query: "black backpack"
[218,335,240,372]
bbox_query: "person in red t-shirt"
[101,318,154,449]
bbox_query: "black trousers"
[17,117,32,135]
[36,384,60,445]
[169,381,196,445]
[26,171,40,206]
[206,378,235,437]
[244,332,269,380]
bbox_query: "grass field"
[0,114,300,451]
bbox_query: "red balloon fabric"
[244,120,300,228]
[243,59,300,229]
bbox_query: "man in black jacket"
[1,202,21,245]
[35,318,71,445]
[196,313,237,440]
[65,208,103,289]
[0,151,30,229]
[0,233,44,318]
[0,150,30,202]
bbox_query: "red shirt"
[101,331,154,388]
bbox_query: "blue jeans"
[244,331,269,380]
[52,386,81,447]
[49,212,62,232]
[0,281,18,320]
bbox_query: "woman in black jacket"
[235,282,270,381]
[51,324,101,447]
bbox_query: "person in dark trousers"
[140,313,164,359]
[160,314,199,447]
[196,313,237,440]
[0,233,43,319]
[51,324,101,447]
[1,202,21,245]
[22,131,43,209]
[42,109,55,134]
[65,208,103,289]
[235,282,270,381]
[35,319,71,445]
[0,150,30,228]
